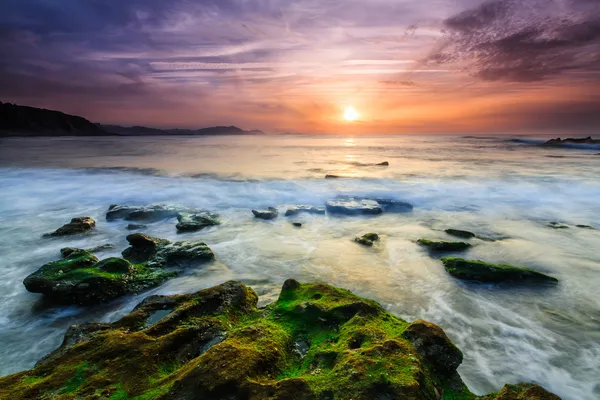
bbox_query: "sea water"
[0,134,599,399]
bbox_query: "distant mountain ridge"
[0,102,263,137]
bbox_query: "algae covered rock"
[23,234,214,305]
[417,239,471,252]
[43,217,96,237]
[481,383,561,399]
[441,257,559,284]
[0,280,561,400]
[252,207,279,220]
[355,233,380,246]
[22,250,175,304]
[176,212,220,232]
[445,229,476,239]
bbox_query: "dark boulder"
[402,319,463,373]
[106,204,199,222]
[355,233,380,246]
[376,161,389,166]
[326,198,383,216]
[284,205,326,217]
[417,239,471,252]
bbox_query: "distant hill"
[0,102,108,136]
[100,124,263,136]
[0,102,263,137]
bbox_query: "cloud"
[430,0,600,82]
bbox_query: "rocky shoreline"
[0,280,561,399]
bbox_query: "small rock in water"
[61,244,115,257]
[285,205,326,217]
[376,161,389,166]
[355,233,380,246]
[325,174,342,179]
[576,224,595,229]
[252,207,279,220]
[292,222,302,228]
[417,239,471,252]
[441,257,558,284]
[176,212,220,233]
[127,223,148,230]
[43,217,96,237]
[445,229,476,239]
[548,222,569,229]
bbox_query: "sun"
[343,106,359,122]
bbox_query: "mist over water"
[0,135,599,399]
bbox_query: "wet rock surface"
[355,233,380,246]
[284,205,326,217]
[0,280,561,400]
[176,212,220,232]
[43,217,96,237]
[418,239,471,252]
[252,207,279,220]
[106,204,200,222]
[441,257,559,284]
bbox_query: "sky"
[1,0,599,134]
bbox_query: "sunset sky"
[1,0,599,134]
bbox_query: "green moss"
[417,239,471,252]
[2,280,561,400]
[355,233,380,246]
[441,257,558,284]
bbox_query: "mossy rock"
[445,229,475,239]
[355,233,380,246]
[441,257,558,284]
[417,239,471,252]
[548,222,569,230]
[0,280,561,400]
[481,383,561,399]
[43,217,96,237]
[23,234,214,305]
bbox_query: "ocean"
[0,134,599,399]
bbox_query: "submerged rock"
[292,222,303,228]
[355,233,380,246]
[252,207,279,220]
[176,212,220,232]
[106,204,199,222]
[417,239,471,252]
[376,161,390,166]
[576,224,595,229]
[284,205,326,217]
[441,257,558,284]
[544,136,600,146]
[43,217,96,237]
[326,198,383,216]
[445,229,476,239]
[24,235,214,305]
[548,222,569,230]
[326,196,413,216]
[0,280,561,400]
[126,223,148,230]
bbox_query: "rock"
[326,196,413,216]
[43,217,95,237]
[576,225,595,229]
[1,280,560,400]
[481,383,561,399]
[126,223,148,230]
[284,205,326,217]
[122,233,214,267]
[60,244,115,258]
[22,250,174,305]
[176,212,220,232]
[355,233,380,246]
[417,239,471,252]
[252,207,278,220]
[106,204,199,222]
[445,229,476,239]
[292,222,303,228]
[326,198,383,216]
[402,319,463,373]
[23,234,214,305]
[548,222,569,229]
[441,257,558,284]
[325,174,341,179]
[376,161,389,166]
[544,136,599,146]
